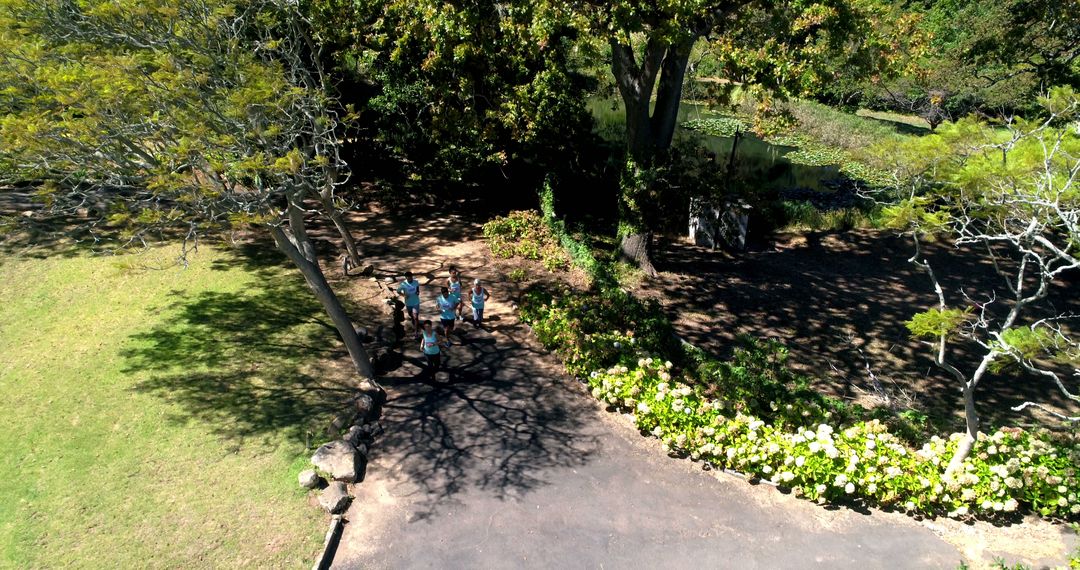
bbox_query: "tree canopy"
[0,0,376,380]
[881,87,1080,470]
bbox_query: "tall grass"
[782,99,913,152]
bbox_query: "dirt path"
[316,205,1076,569]
[641,231,1080,429]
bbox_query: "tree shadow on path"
[341,202,607,521]
[370,325,603,521]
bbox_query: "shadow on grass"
[122,247,361,448]
[859,114,931,137]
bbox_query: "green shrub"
[536,179,612,286]
[482,210,570,271]
[590,356,1080,520]
[780,201,870,231]
[521,287,1080,522]
[520,287,678,378]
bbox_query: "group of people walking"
[395,266,491,378]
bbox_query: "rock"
[311,440,361,483]
[359,264,375,276]
[318,481,351,514]
[329,413,351,435]
[344,425,364,447]
[359,422,384,439]
[358,378,386,403]
[298,469,322,489]
[353,393,375,423]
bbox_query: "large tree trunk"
[611,38,664,163]
[650,38,694,151]
[269,198,375,380]
[618,161,659,277]
[610,36,696,276]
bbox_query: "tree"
[0,0,378,384]
[871,0,1080,125]
[584,0,906,275]
[881,87,1080,474]
[305,0,594,190]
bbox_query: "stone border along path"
[300,206,973,569]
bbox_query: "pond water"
[587,98,841,192]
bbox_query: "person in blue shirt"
[447,266,464,321]
[396,271,421,338]
[418,319,448,379]
[436,286,459,336]
[469,279,490,329]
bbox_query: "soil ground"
[636,230,1080,431]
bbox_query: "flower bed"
[521,288,1080,521]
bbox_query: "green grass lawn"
[0,242,350,568]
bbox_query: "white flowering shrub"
[587,358,1080,520]
[521,286,1080,521]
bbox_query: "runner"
[448,266,464,321]
[469,279,491,329]
[436,286,459,336]
[396,271,421,338]
[418,319,448,380]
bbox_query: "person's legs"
[473,306,483,328]
[425,353,439,379]
[407,306,420,336]
[441,317,455,336]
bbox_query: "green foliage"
[0,0,351,242]
[688,337,845,424]
[880,197,952,234]
[519,288,678,378]
[786,146,847,167]
[538,178,607,285]
[999,327,1059,360]
[520,284,1080,521]
[508,267,528,283]
[482,210,570,271]
[682,117,746,138]
[777,201,878,231]
[704,0,916,103]
[683,97,907,190]
[605,357,1080,519]
[882,0,1080,120]
[906,308,972,340]
[312,0,593,184]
